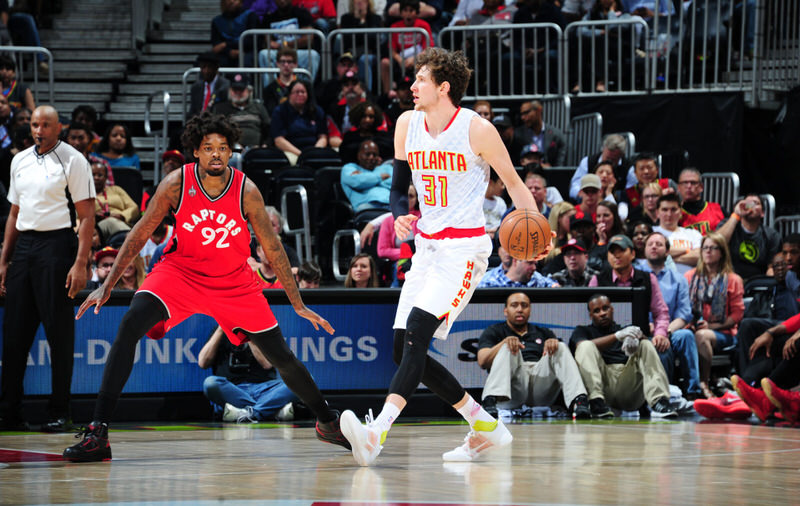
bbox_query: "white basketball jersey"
[404,108,490,234]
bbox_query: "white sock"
[456,394,495,427]
[374,402,401,434]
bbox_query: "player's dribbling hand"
[296,306,334,335]
[394,214,418,241]
[76,284,112,319]
[531,231,557,262]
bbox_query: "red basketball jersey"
[166,164,250,277]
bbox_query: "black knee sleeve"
[389,308,443,399]
[392,329,405,365]
[247,326,335,422]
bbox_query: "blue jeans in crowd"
[203,375,298,420]
[8,13,44,62]
[658,328,702,395]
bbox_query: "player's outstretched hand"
[296,306,335,335]
[394,214,418,241]
[76,284,112,319]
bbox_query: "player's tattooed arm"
[242,179,303,307]
[243,179,335,334]
[103,170,182,289]
[77,170,182,318]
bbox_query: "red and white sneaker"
[732,375,775,422]
[693,391,752,420]
[442,418,512,462]
[762,378,800,424]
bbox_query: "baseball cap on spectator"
[569,214,594,230]
[492,114,512,129]
[230,73,250,90]
[94,246,119,264]
[396,74,413,89]
[195,51,220,66]
[520,143,540,159]
[561,237,588,254]
[161,150,185,165]
[608,234,635,251]
[580,174,602,191]
[339,52,355,63]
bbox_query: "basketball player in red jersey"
[64,113,350,462]
[340,48,551,466]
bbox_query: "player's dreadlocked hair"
[415,48,472,106]
[181,111,241,151]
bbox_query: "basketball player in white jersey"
[340,48,550,466]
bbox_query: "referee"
[0,106,95,432]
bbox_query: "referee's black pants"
[1,229,77,422]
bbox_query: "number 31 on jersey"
[420,175,448,207]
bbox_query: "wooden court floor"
[2,418,800,505]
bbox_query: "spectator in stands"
[472,100,494,121]
[70,105,100,151]
[654,193,702,274]
[88,247,117,290]
[0,123,26,189]
[640,231,703,399]
[270,80,327,165]
[65,122,92,159]
[626,181,661,228]
[548,201,576,249]
[593,160,623,207]
[212,73,271,148]
[329,71,370,132]
[260,0,321,84]
[384,0,443,31]
[93,123,141,170]
[451,0,513,25]
[339,0,384,91]
[0,2,47,71]
[294,0,337,33]
[340,101,392,163]
[341,139,392,211]
[297,260,322,288]
[589,234,671,346]
[380,0,434,95]
[378,184,419,261]
[477,292,590,418]
[253,243,284,289]
[318,52,359,113]
[0,55,33,112]
[141,218,174,272]
[114,256,146,291]
[344,252,380,287]
[549,238,597,287]
[199,326,298,422]
[570,294,677,418]
[264,47,298,112]
[492,114,519,164]
[91,156,139,239]
[630,220,676,272]
[0,93,11,148]
[594,201,624,258]
[12,107,30,128]
[569,134,633,201]
[543,214,605,275]
[383,74,415,127]
[716,194,781,281]
[484,169,506,239]
[685,231,745,398]
[621,153,677,213]
[480,256,560,287]
[190,52,231,118]
[575,174,602,221]
[677,167,725,235]
[735,251,799,378]
[512,100,566,167]
[211,0,259,67]
[142,150,185,211]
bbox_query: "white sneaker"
[222,403,255,423]
[275,402,294,421]
[442,418,512,462]
[340,409,384,466]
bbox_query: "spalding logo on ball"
[498,209,551,261]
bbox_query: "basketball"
[498,209,551,261]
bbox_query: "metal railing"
[439,23,563,100]
[567,112,603,166]
[181,66,312,124]
[701,172,740,212]
[0,46,54,105]
[281,185,313,264]
[144,90,170,183]
[327,27,431,92]
[239,28,328,81]
[332,229,360,282]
